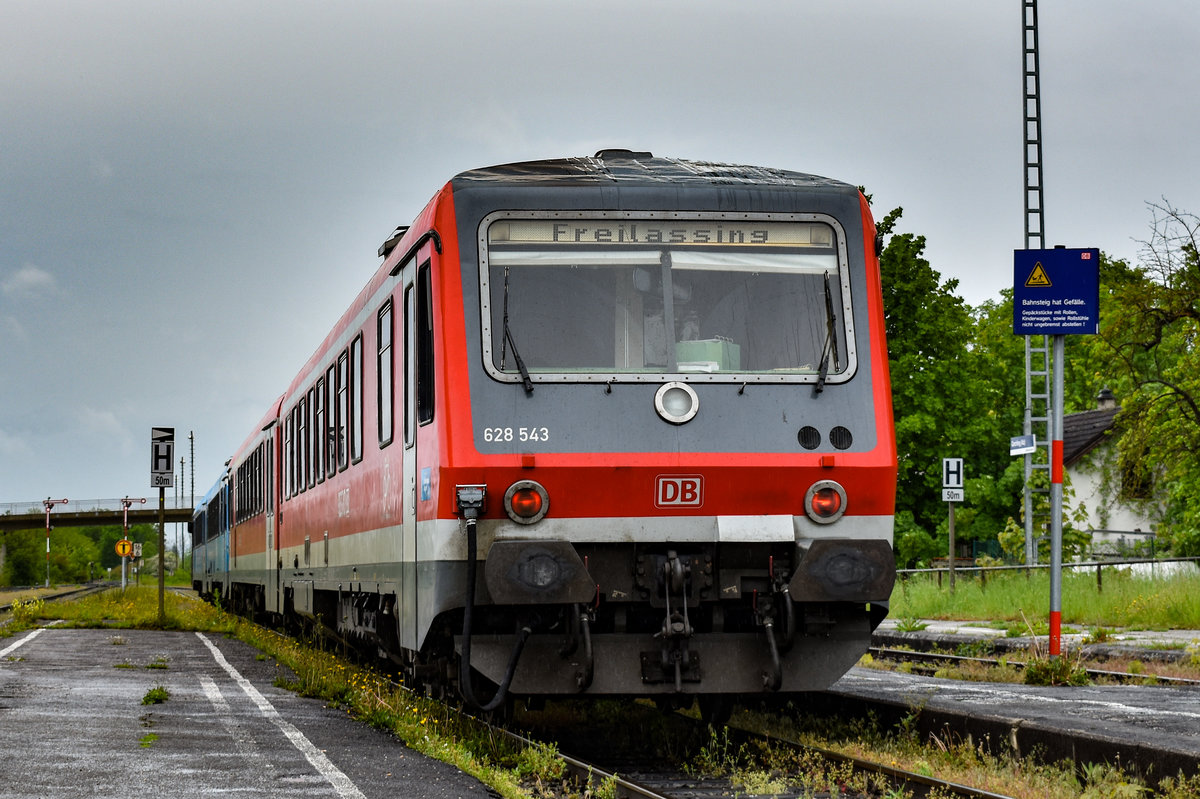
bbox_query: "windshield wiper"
[500,265,534,393]
[814,271,840,395]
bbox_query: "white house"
[1063,389,1162,556]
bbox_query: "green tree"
[878,207,1024,556]
[1097,202,1200,551]
[1,529,43,586]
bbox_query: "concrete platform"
[827,666,1200,778]
[874,618,1200,662]
[0,626,496,799]
[848,620,1200,777]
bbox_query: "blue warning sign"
[1013,248,1100,335]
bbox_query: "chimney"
[1097,388,1117,411]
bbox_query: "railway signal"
[42,497,68,588]
[120,496,146,591]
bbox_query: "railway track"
[869,645,1200,686]
[507,699,1019,799]
[0,584,107,615]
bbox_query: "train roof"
[452,150,853,191]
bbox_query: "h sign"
[942,458,964,490]
[151,427,175,488]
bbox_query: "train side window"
[314,379,326,483]
[325,365,337,475]
[337,350,349,470]
[416,262,434,425]
[309,388,319,489]
[284,407,295,499]
[351,333,363,463]
[404,285,415,447]
[377,301,394,447]
[294,393,304,489]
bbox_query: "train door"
[400,261,419,650]
[265,429,281,615]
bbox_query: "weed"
[109,635,127,646]
[1079,762,1148,798]
[954,639,996,658]
[139,732,158,748]
[1157,770,1200,798]
[141,686,170,705]
[592,774,618,799]
[1084,626,1114,644]
[513,740,567,790]
[1023,654,1089,687]
[895,616,928,633]
[145,656,169,670]
[734,767,790,796]
[10,597,45,626]
[113,662,136,670]
[688,726,741,776]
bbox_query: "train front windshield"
[481,217,854,381]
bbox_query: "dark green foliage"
[1,523,159,586]
[877,207,1025,560]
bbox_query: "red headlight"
[805,480,847,524]
[504,480,549,524]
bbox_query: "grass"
[141,685,170,705]
[890,567,1200,630]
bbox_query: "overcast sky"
[2,0,1197,505]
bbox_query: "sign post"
[119,496,145,591]
[1014,248,1099,657]
[942,458,964,593]
[151,428,174,624]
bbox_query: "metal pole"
[178,456,184,571]
[158,487,166,624]
[1049,334,1065,657]
[947,501,957,594]
[190,431,195,561]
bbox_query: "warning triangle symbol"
[1025,262,1052,287]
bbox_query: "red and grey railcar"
[193,151,897,714]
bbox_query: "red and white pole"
[1048,334,1065,657]
[42,498,68,588]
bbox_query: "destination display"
[488,219,834,248]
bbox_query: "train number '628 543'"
[483,426,550,443]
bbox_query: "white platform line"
[197,632,366,799]
[0,627,46,658]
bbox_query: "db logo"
[655,475,704,508]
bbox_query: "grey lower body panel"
[457,625,872,695]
